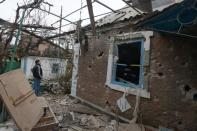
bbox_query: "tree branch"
[21,28,65,50]
[4,0,44,52]
[0,0,6,4]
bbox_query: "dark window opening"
[52,63,59,74]
[193,93,197,101]
[115,41,142,85]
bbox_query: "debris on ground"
[0,69,156,131]
[43,93,157,131]
[44,93,117,131]
[0,92,158,131]
[0,120,18,131]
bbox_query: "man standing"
[32,59,43,96]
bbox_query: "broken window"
[111,40,144,88]
[52,63,59,74]
[106,31,152,98]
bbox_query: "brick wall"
[76,31,197,130]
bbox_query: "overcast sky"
[0,0,126,32]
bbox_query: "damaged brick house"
[71,0,197,130]
[17,33,65,58]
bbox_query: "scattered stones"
[0,127,15,131]
[124,123,145,131]
[0,93,160,131]
[46,81,65,94]
[63,112,75,125]
[60,99,70,106]
[80,114,89,126]
[57,115,64,121]
[0,120,18,131]
[87,115,100,128]
[104,120,117,131]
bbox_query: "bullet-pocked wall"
[75,29,197,130]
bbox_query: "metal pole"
[51,4,88,26]
[86,0,96,36]
[38,8,77,25]
[55,11,112,29]
[10,9,26,70]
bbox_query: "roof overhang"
[136,0,197,38]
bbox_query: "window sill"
[106,82,150,99]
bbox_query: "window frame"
[52,63,59,74]
[111,39,145,89]
[105,31,154,98]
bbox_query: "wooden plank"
[37,97,48,108]
[33,106,58,131]
[32,122,58,131]
[13,91,34,106]
[69,95,130,123]
[48,104,58,124]
[69,104,99,115]
[39,116,54,123]
[32,97,59,131]
[0,69,44,131]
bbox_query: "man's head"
[35,59,41,65]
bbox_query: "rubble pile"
[44,94,122,131]
[0,92,155,131]
[44,93,157,131]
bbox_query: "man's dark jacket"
[32,64,43,80]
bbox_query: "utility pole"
[86,0,96,52]
[86,0,96,36]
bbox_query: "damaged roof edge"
[59,7,144,35]
[134,2,181,28]
[134,0,197,38]
[95,6,144,27]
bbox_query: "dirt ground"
[0,92,156,131]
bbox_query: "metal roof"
[0,18,9,25]
[96,6,143,27]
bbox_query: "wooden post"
[86,0,96,36]
[86,0,96,51]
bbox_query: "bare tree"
[0,0,6,4]
[0,0,45,71]
[3,0,44,52]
